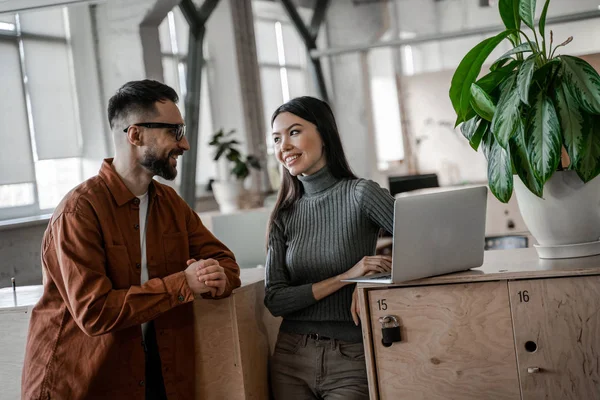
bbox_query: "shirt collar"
[98,158,162,207]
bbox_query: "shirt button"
[134,224,139,230]
[178,295,185,302]
[136,263,141,269]
[133,198,140,205]
[139,380,145,386]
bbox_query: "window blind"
[0,40,35,185]
[23,39,81,160]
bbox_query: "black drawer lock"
[379,315,401,347]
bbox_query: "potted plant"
[208,128,261,213]
[449,0,600,253]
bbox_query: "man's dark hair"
[107,79,179,129]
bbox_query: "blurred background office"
[1,0,599,287]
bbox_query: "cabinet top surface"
[360,248,600,289]
[0,268,266,310]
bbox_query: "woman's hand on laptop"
[340,255,392,281]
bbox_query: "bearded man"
[21,80,241,400]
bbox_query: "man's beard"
[140,147,180,180]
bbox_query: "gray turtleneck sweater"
[264,167,395,342]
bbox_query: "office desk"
[357,248,600,400]
[0,268,280,400]
[0,285,40,399]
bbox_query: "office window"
[253,4,312,153]
[0,7,82,221]
[159,8,215,188]
[367,47,406,169]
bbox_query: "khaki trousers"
[270,331,369,400]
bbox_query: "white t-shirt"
[138,192,150,339]
[138,192,149,284]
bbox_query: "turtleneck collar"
[297,166,340,196]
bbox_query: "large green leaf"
[460,116,488,151]
[499,0,521,31]
[553,81,585,167]
[470,83,496,121]
[510,120,543,197]
[539,0,551,38]
[477,60,521,94]
[450,30,513,123]
[483,130,514,203]
[491,43,532,69]
[519,0,537,30]
[526,92,562,183]
[460,117,479,142]
[560,56,600,115]
[491,74,521,148]
[471,119,489,151]
[575,113,600,182]
[517,56,537,105]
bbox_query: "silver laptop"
[342,185,487,284]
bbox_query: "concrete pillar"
[325,0,388,181]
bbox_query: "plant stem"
[540,30,547,62]
[519,30,536,55]
[531,28,542,60]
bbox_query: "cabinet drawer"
[509,275,600,400]
[368,281,520,400]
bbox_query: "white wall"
[404,69,488,186]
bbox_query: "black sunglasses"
[124,122,186,141]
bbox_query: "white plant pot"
[212,180,244,214]
[513,171,600,249]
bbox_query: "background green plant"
[449,0,600,203]
[208,128,261,180]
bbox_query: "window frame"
[0,9,82,222]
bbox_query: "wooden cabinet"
[509,276,600,400]
[368,281,520,399]
[358,249,600,400]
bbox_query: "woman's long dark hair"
[268,96,357,236]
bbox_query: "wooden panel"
[368,281,520,400]
[234,280,281,400]
[193,276,281,400]
[509,276,600,400]
[194,296,244,399]
[0,306,33,400]
[357,286,379,400]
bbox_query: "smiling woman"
[264,96,396,400]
